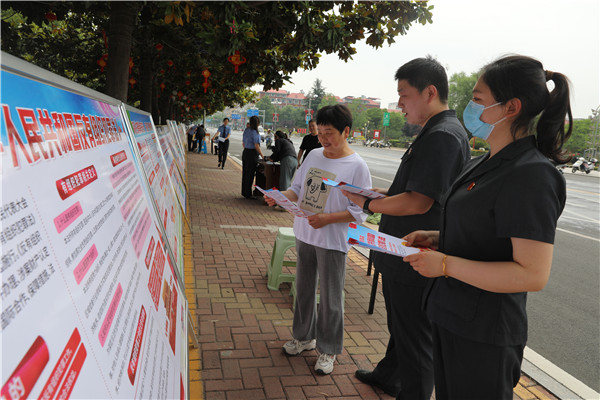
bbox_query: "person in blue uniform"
[216,118,231,169]
[343,56,471,400]
[403,55,572,399]
[241,116,264,199]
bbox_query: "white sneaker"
[315,353,336,375]
[282,339,316,355]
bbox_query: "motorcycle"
[572,157,597,174]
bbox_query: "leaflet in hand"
[255,186,310,218]
[347,223,425,257]
[321,178,386,199]
[217,136,226,142]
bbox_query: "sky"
[253,0,599,119]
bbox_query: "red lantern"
[45,12,57,21]
[227,51,246,73]
[97,54,108,72]
[201,69,211,93]
[155,43,163,52]
[128,77,136,88]
[167,60,174,68]
[177,91,183,99]
[129,58,134,74]
[185,80,191,86]
[160,82,166,92]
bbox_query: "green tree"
[2,1,433,122]
[366,108,384,129]
[564,118,594,155]
[385,111,406,140]
[255,96,275,120]
[448,72,478,125]
[318,94,339,109]
[306,78,326,113]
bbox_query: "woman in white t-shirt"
[265,104,371,375]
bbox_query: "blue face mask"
[463,100,506,140]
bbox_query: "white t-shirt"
[289,148,372,253]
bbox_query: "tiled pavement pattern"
[183,152,558,400]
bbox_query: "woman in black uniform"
[403,55,572,399]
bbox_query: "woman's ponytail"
[536,71,573,163]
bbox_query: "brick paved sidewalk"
[184,152,558,400]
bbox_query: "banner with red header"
[1,61,187,400]
[124,108,184,279]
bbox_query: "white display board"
[123,107,185,281]
[155,126,187,214]
[1,53,188,400]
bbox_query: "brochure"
[254,186,311,218]
[321,178,386,199]
[347,223,426,257]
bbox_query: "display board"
[1,54,188,400]
[123,107,184,280]
[155,126,187,214]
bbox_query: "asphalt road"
[223,130,600,391]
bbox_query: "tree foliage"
[1,1,433,123]
[448,71,478,125]
[305,78,326,113]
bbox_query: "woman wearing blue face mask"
[402,55,572,399]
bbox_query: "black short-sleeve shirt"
[426,136,566,345]
[376,110,471,285]
[300,134,322,161]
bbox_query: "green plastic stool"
[267,227,297,290]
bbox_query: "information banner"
[156,126,187,213]
[123,108,184,279]
[166,121,186,181]
[1,64,187,399]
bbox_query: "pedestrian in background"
[403,55,572,399]
[195,124,206,153]
[297,119,321,167]
[215,118,231,168]
[343,56,470,399]
[187,124,197,152]
[265,104,372,375]
[268,131,297,190]
[241,116,264,199]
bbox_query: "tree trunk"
[105,2,138,102]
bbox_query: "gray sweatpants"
[293,239,347,355]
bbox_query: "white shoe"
[282,339,316,355]
[315,353,336,375]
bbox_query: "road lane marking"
[561,208,600,223]
[372,175,393,183]
[556,227,600,242]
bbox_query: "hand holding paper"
[347,223,427,258]
[255,186,310,218]
[321,178,386,199]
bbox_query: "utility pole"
[590,105,600,159]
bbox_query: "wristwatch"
[363,198,374,215]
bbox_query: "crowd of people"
[188,54,572,399]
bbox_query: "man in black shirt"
[343,56,470,400]
[297,119,321,166]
